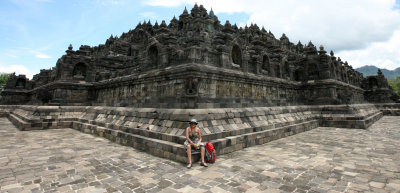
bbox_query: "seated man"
[184,119,208,168]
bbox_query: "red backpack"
[205,142,216,163]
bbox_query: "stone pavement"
[0,116,399,193]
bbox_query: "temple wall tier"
[1,5,398,106]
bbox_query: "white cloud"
[34,53,51,59]
[144,0,400,69]
[337,29,400,70]
[143,0,186,7]
[0,64,33,79]
[29,51,51,59]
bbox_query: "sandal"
[200,162,208,167]
[186,163,192,169]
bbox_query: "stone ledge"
[320,111,383,129]
[71,118,318,163]
[1,103,398,162]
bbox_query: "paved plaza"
[0,116,399,193]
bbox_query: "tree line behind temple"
[389,77,400,96]
[0,73,11,90]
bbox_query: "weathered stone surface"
[1,116,399,192]
[0,104,398,163]
[1,5,397,107]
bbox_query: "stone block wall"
[300,79,365,105]
[319,104,383,129]
[374,103,400,115]
[0,91,29,105]
[22,82,94,106]
[91,63,364,108]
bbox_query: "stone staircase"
[0,104,395,163]
[319,104,384,129]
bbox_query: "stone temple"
[0,5,399,162]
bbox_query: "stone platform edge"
[0,103,399,163]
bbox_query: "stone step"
[71,119,318,163]
[320,111,383,129]
[8,105,319,143]
[8,113,35,131]
[9,113,74,131]
[212,120,318,155]
[381,109,400,115]
[6,106,321,163]
[74,116,318,146]
[2,104,393,163]
[10,111,32,123]
[363,111,383,129]
[72,121,191,163]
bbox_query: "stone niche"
[72,62,87,81]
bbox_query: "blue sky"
[1,0,400,78]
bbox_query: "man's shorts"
[184,138,205,149]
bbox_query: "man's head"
[189,119,198,126]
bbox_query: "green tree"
[388,76,400,95]
[0,73,11,89]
